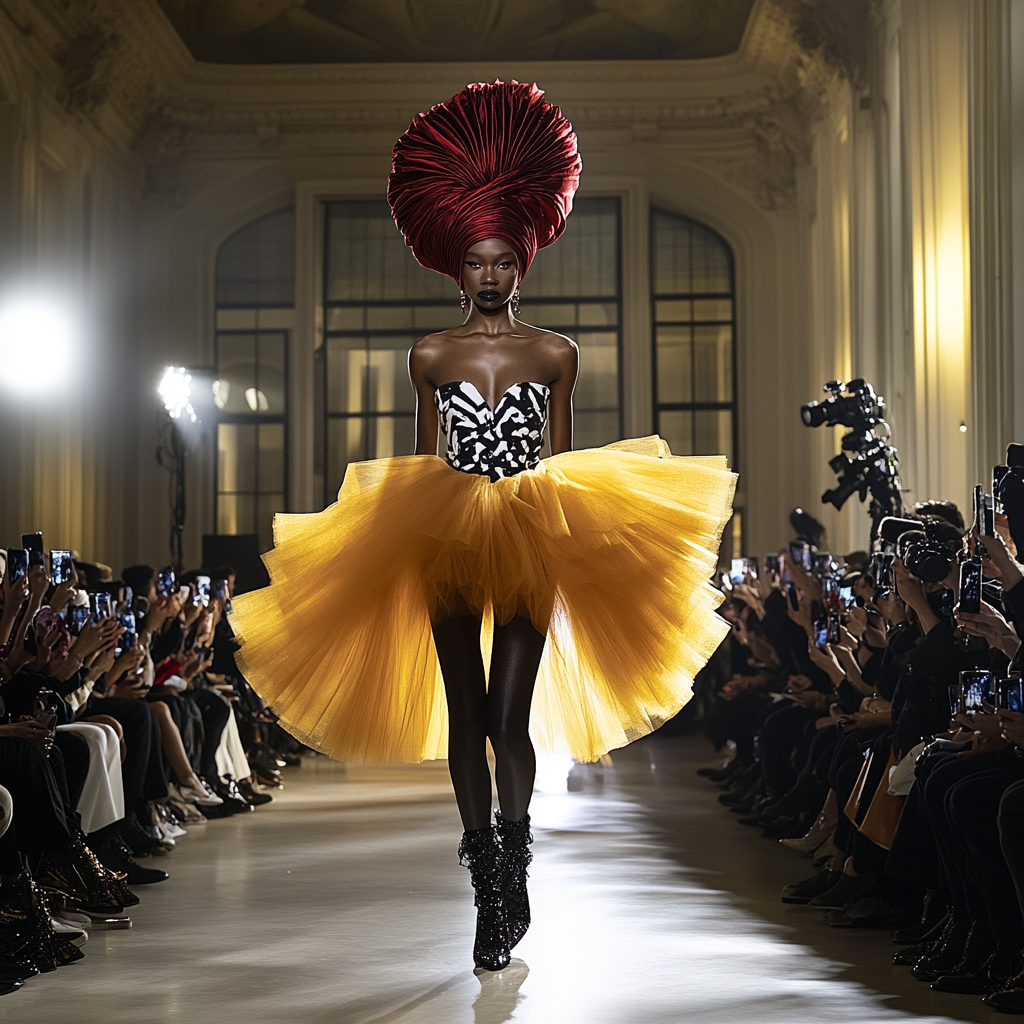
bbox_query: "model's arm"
[547,336,579,455]
[410,337,440,456]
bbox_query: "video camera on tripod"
[800,379,903,538]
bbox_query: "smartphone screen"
[196,575,211,607]
[7,549,28,582]
[70,605,89,634]
[960,670,994,714]
[764,554,780,576]
[982,495,995,537]
[89,592,112,619]
[959,559,982,614]
[949,683,963,719]
[789,542,811,570]
[839,584,854,611]
[814,618,829,648]
[827,614,842,645]
[155,569,175,598]
[1006,676,1024,713]
[49,550,73,585]
[787,582,800,611]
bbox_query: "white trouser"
[57,722,124,834]
[214,709,251,782]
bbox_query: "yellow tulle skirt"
[228,437,736,764]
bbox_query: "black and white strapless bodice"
[434,380,549,480]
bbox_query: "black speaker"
[201,534,269,595]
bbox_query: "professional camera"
[994,443,1024,554]
[801,379,903,537]
[877,515,961,583]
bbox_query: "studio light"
[159,366,197,422]
[0,296,76,392]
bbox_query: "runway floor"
[0,735,1003,1024]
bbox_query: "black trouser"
[187,688,232,782]
[759,703,823,800]
[0,738,73,870]
[87,697,167,814]
[999,779,1024,932]
[52,730,90,812]
[945,763,1024,948]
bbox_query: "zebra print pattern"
[435,380,549,481]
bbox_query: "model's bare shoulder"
[536,329,579,382]
[409,331,450,384]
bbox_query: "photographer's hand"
[48,570,79,615]
[956,601,1021,659]
[980,528,1023,592]
[807,638,845,685]
[0,576,29,644]
[787,587,815,637]
[732,583,765,620]
[782,552,822,603]
[895,559,941,633]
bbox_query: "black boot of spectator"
[95,834,169,886]
[911,918,975,980]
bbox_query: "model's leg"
[432,608,510,971]
[487,614,546,822]
[488,613,546,951]
[432,612,491,831]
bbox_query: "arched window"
[319,197,623,502]
[650,209,736,464]
[213,207,294,550]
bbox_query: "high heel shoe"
[458,826,510,972]
[495,811,532,950]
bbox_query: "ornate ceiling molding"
[0,0,862,213]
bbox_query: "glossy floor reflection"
[0,736,1000,1024]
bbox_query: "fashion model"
[229,81,735,972]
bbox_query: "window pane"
[527,198,619,299]
[367,337,415,414]
[691,223,733,293]
[256,332,287,414]
[574,410,620,450]
[325,201,451,303]
[326,307,364,331]
[656,325,693,405]
[326,337,368,414]
[413,305,462,332]
[218,423,257,492]
[577,302,619,327]
[658,410,693,456]
[575,332,619,410]
[216,207,295,308]
[694,409,732,456]
[518,303,577,327]
[327,418,365,497]
[655,299,692,322]
[217,493,256,536]
[215,334,256,414]
[367,307,413,331]
[693,325,733,403]
[257,494,286,553]
[693,298,732,321]
[258,423,286,491]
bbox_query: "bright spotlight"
[159,366,197,422]
[0,297,76,392]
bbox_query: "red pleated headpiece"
[388,81,581,284]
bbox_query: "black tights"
[432,613,546,831]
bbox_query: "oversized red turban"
[388,81,581,284]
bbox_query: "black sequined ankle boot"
[458,826,510,971]
[495,810,533,950]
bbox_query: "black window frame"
[649,208,738,468]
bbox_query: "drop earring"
[460,288,468,313]
[511,288,520,317]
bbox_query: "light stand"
[157,367,197,574]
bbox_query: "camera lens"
[904,542,954,583]
[800,402,829,427]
